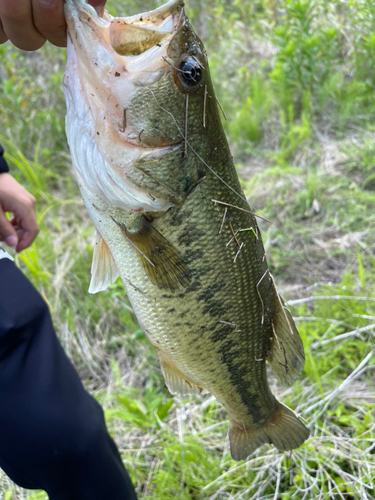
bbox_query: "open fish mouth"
[106,0,185,57]
[65,0,186,85]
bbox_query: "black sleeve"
[0,144,10,174]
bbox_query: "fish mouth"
[107,0,185,57]
[65,0,185,61]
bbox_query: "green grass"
[1,0,375,498]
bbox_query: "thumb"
[0,209,18,248]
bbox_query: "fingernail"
[5,235,17,247]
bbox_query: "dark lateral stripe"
[212,326,265,422]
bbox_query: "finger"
[16,225,39,252]
[12,201,40,252]
[0,208,18,248]
[0,0,46,51]
[31,0,66,48]
[10,221,28,251]
[0,18,9,44]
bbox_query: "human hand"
[0,173,40,252]
[0,0,106,50]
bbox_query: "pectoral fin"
[89,231,119,294]
[158,356,206,396]
[114,215,191,292]
[267,275,305,386]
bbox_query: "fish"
[63,0,310,460]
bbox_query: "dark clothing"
[0,145,9,173]
[0,255,137,499]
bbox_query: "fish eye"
[177,57,203,87]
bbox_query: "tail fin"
[229,402,309,461]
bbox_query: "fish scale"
[64,0,310,460]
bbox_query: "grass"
[0,0,374,498]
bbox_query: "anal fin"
[267,274,305,386]
[229,402,309,461]
[89,231,119,294]
[158,356,206,397]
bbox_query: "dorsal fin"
[266,274,305,386]
[89,231,119,294]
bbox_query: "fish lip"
[65,0,185,35]
[118,0,185,28]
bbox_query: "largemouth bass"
[63,0,309,460]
